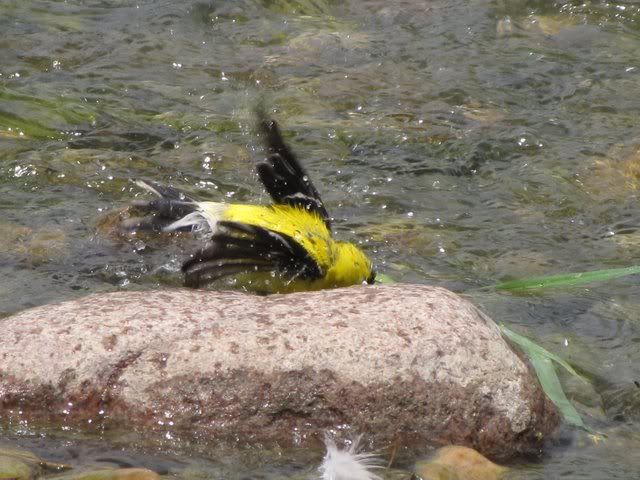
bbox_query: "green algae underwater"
[5,0,640,478]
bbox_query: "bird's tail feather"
[134,179,194,202]
[123,180,210,233]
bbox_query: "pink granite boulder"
[0,284,557,458]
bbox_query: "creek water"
[3,0,640,478]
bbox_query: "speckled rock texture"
[0,284,557,458]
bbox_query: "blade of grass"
[528,354,587,430]
[499,325,587,382]
[500,325,591,431]
[493,265,640,292]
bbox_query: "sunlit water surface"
[4,0,640,478]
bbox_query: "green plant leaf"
[499,325,587,382]
[499,325,591,431]
[528,354,587,430]
[493,265,640,292]
[375,273,396,284]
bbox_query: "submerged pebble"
[0,222,69,266]
[0,446,70,480]
[0,448,41,480]
[415,446,508,480]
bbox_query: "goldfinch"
[127,117,375,294]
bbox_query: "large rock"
[0,284,557,458]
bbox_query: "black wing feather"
[181,221,323,288]
[256,118,331,229]
[184,261,274,288]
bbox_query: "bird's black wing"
[181,221,323,288]
[256,118,331,229]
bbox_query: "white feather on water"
[318,436,383,480]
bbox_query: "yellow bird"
[128,117,375,293]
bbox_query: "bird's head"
[330,242,376,287]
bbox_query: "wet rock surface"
[0,284,557,458]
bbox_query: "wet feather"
[319,436,383,480]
